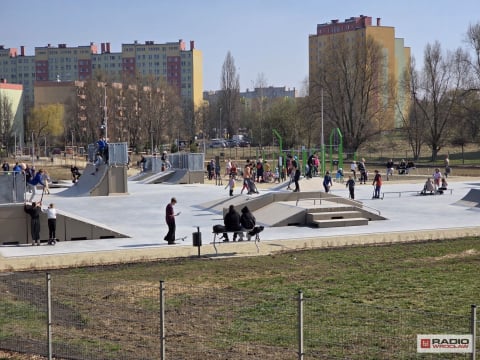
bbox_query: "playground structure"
[273,128,348,177]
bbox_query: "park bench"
[212,226,263,254]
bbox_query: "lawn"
[0,238,479,359]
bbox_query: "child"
[225,175,235,196]
[345,176,355,200]
[372,170,382,199]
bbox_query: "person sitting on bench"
[240,206,256,241]
[421,178,435,195]
[222,205,242,242]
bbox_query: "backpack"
[213,224,226,233]
[248,226,264,236]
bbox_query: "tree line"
[0,23,479,160]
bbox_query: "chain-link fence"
[0,273,477,359]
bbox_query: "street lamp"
[219,107,222,139]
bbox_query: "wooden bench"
[212,229,261,254]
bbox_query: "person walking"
[164,197,180,245]
[372,170,382,199]
[42,203,57,245]
[24,201,42,246]
[323,171,333,193]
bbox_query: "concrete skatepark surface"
[1,174,480,271]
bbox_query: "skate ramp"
[140,169,190,184]
[454,188,480,208]
[0,203,129,245]
[57,164,128,197]
[139,170,175,184]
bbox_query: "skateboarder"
[24,201,42,246]
[164,197,180,245]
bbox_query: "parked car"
[226,139,239,148]
[209,139,227,148]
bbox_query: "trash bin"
[193,228,202,247]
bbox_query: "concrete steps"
[306,207,370,228]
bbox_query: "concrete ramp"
[0,203,129,245]
[139,170,175,184]
[254,202,306,226]
[58,164,128,197]
[454,188,480,207]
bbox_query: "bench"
[212,228,262,254]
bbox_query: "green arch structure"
[329,128,344,172]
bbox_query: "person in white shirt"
[42,203,57,245]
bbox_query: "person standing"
[43,170,51,195]
[164,197,180,245]
[372,170,382,199]
[225,174,235,196]
[386,159,394,181]
[345,176,355,200]
[1,161,9,172]
[293,163,301,192]
[444,155,451,178]
[350,160,357,181]
[358,158,367,184]
[323,171,333,193]
[24,201,42,246]
[42,203,57,245]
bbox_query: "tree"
[220,51,240,138]
[310,34,394,153]
[0,93,13,154]
[27,104,64,155]
[415,42,470,160]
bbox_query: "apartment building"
[309,15,410,129]
[0,39,203,110]
[0,79,24,148]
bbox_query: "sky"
[3,0,480,92]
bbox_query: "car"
[239,140,251,147]
[226,139,239,148]
[209,139,226,148]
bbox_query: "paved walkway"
[1,174,480,272]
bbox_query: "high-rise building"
[0,79,24,149]
[0,39,203,109]
[309,15,410,129]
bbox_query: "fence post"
[160,280,165,360]
[472,304,477,360]
[297,290,304,360]
[46,273,52,360]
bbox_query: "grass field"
[1,238,479,359]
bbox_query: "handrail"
[296,196,381,216]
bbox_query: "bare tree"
[0,93,13,154]
[415,42,470,160]
[220,51,240,138]
[310,35,393,153]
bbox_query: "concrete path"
[1,174,479,271]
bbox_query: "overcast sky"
[3,0,480,91]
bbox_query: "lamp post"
[321,88,325,176]
[219,107,222,139]
[103,84,108,140]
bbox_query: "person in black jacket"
[24,201,42,246]
[240,206,256,241]
[222,205,242,242]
